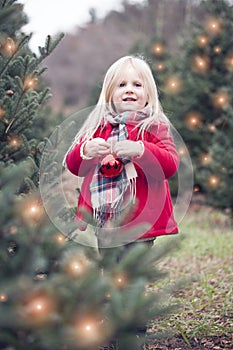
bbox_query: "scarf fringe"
[93,177,137,228]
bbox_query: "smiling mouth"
[123,98,137,101]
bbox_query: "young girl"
[65,55,179,248]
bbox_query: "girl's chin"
[116,103,140,113]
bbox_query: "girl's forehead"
[115,64,144,81]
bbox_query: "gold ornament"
[213,91,229,109]
[225,54,233,71]
[164,75,182,94]
[205,17,222,35]
[156,63,165,71]
[63,252,92,277]
[213,46,221,54]
[151,43,164,56]
[178,146,189,157]
[113,272,128,289]
[200,153,212,166]
[193,185,201,193]
[54,232,66,245]
[1,37,17,55]
[185,112,202,129]
[6,89,14,96]
[68,314,113,348]
[208,124,217,133]
[19,291,56,324]
[19,196,44,224]
[197,35,209,47]
[208,175,220,188]
[0,294,8,302]
[192,55,209,73]
[23,76,38,91]
[7,135,20,149]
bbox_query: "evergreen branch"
[0,34,32,77]
[37,87,52,105]
[4,88,25,134]
[0,1,15,19]
[37,33,64,65]
[0,0,17,8]
[11,104,38,134]
[22,176,37,192]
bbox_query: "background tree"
[159,0,233,217]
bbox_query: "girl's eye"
[119,82,126,87]
[135,82,142,87]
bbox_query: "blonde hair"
[70,55,169,145]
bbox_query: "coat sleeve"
[65,142,97,177]
[135,123,179,180]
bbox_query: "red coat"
[66,121,179,240]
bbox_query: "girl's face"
[111,65,148,113]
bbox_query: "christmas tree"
[155,0,233,217]
[0,2,181,349]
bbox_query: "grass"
[148,204,233,349]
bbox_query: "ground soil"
[148,334,233,349]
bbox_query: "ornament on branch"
[197,35,209,47]
[178,146,189,157]
[20,197,44,224]
[0,293,8,302]
[205,17,222,36]
[67,313,113,348]
[193,185,201,194]
[155,62,165,72]
[113,272,128,289]
[6,89,14,96]
[19,291,56,324]
[63,251,92,277]
[9,225,18,235]
[221,166,227,173]
[23,76,38,91]
[1,37,17,55]
[213,46,222,54]
[105,292,111,300]
[208,124,217,133]
[7,135,20,150]
[34,272,48,281]
[200,153,212,166]
[185,112,202,129]
[208,175,220,188]
[213,91,229,109]
[54,232,66,245]
[7,241,18,256]
[192,55,210,73]
[164,75,182,94]
[151,43,164,56]
[225,54,233,71]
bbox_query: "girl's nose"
[125,84,134,93]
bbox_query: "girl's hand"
[114,140,144,158]
[83,138,110,158]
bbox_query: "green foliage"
[0,0,27,37]
[0,217,181,349]
[0,1,64,174]
[150,0,233,215]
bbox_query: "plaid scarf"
[89,110,148,228]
